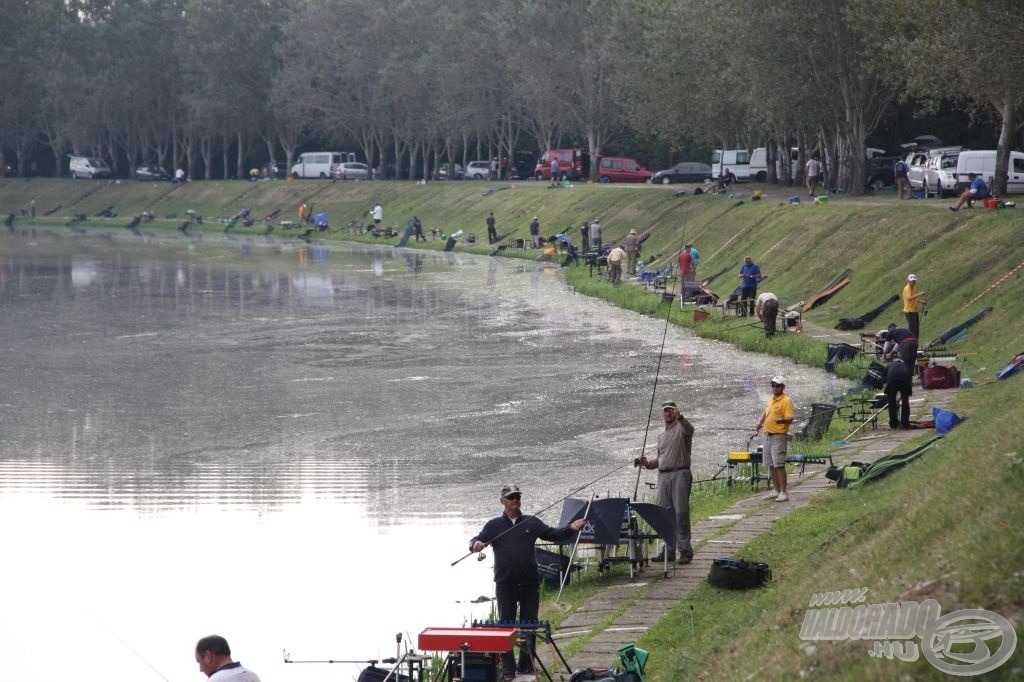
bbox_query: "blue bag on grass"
[933,408,963,435]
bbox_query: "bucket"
[693,309,711,324]
[983,197,999,209]
[788,196,801,204]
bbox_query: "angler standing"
[470,485,586,681]
[638,400,696,564]
[754,376,794,502]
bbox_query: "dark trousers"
[762,299,779,337]
[488,226,498,244]
[885,379,912,428]
[495,582,539,673]
[900,340,919,374]
[905,312,920,339]
[741,286,757,316]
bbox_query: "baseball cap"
[907,274,917,282]
[661,400,678,410]
[770,375,785,386]
[500,485,521,499]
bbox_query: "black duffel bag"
[708,557,771,589]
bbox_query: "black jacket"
[471,514,578,585]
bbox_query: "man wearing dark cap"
[638,400,696,564]
[194,635,261,681]
[470,486,586,680]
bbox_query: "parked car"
[465,161,492,179]
[597,156,653,183]
[69,155,112,179]
[904,151,930,190]
[907,146,960,191]
[333,161,370,180]
[291,151,357,179]
[535,149,591,181]
[3,165,17,177]
[650,162,713,184]
[710,148,767,182]
[437,163,464,180]
[865,154,903,191]
[923,151,959,198]
[955,149,1024,194]
[134,164,171,181]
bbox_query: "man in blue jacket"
[739,256,763,317]
[471,486,586,680]
[950,172,990,211]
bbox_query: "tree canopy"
[0,0,1018,192]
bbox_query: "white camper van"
[68,155,112,179]
[955,150,1024,194]
[711,148,767,182]
[290,151,357,179]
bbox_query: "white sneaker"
[764,492,778,500]
[776,492,789,502]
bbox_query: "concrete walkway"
[531,321,960,675]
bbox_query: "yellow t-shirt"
[903,283,920,313]
[763,393,794,435]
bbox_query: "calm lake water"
[0,231,844,681]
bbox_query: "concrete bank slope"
[538,322,958,674]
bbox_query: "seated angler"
[950,172,990,212]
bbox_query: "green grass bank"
[3,178,1023,679]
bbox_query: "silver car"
[465,161,493,179]
[333,162,370,180]
[905,151,930,191]
[923,152,959,198]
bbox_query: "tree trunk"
[992,97,1015,197]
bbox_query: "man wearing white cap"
[902,274,926,339]
[754,376,794,502]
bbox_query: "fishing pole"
[632,226,691,500]
[450,460,632,566]
[633,288,675,501]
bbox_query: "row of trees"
[1,0,1022,193]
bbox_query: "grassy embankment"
[3,178,1022,679]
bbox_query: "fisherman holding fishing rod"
[636,400,696,565]
[469,485,587,681]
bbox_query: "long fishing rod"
[632,227,691,500]
[86,609,172,682]
[450,460,632,566]
[633,289,675,501]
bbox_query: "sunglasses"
[770,383,783,388]
[504,494,521,501]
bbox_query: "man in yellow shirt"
[902,274,926,339]
[754,376,794,502]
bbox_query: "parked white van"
[711,148,767,182]
[290,151,356,179]
[955,150,1024,194]
[68,155,112,179]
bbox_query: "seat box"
[921,365,960,389]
